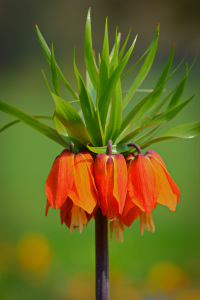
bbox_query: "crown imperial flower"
[0,8,199,300]
[45,148,99,232]
[145,150,181,211]
[94,142,127,219]
[114,145,181,239]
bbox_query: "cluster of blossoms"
[45,141,180,242]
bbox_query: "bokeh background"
[0,1,200,299]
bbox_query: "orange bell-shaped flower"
[94,141,127,219]
[59,197,95,233]
[45,149,98,214]
[45,149,74,210]
[145,150,180,212]
[118,192,141,227]
[127,147,159,213]
[45,197,96,234]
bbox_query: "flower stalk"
[95,208,109,300]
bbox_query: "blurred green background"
[0,1,200,299]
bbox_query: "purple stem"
[95,208,109,300]
[127,142,142,155]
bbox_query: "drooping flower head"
[94,140,127,219]
[45,148,99,232]
[145,150,181,212]
[110,143,181,241]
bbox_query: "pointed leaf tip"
[51,43,59,96]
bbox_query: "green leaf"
[87,143,130,155]
[140,121,200,149]
[122,24,159,109]
[53,114,79,151]
[105,82,122,145]
[53,114,68,136]
[133,45,175,124]
[98,35,137,135]
[166,63,188,112]
[36,25,77,99]
[161,121,200,139]
[134,125,160,146]
[41,69,51,93]
[149,58,188,120]
[51,43,59,95]
[86,70,96,105]
[118,29,131,61]
[0,101,68,147]
[109,31,121,67]
[0,116,53,133]
[36,25,51,62]
[117,123,160,144]
[121,24,159,81]
[74,52,103,145]
[105,31,122,144]
[51,93,93,147]
[153,94,195,123]
[120,81,166,136]
[84,8,98,90]
[120,54,188,138]
[98,17,110,101]
[150,89,175,120]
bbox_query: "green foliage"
[0,101,68,147]
[1,10,199,154]
[140,121,200,149]
[51,93,93,148]
[84,8,98,90]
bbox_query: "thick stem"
[108,140,113,156]
[95,208,109,300]
[127,142,142,155]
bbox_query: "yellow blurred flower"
[66,272,95,300]
[110,270,142,300]
[173,288,200,300]
[148,261,190,293]
[17,233,52,273]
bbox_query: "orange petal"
[94,154,127,219]
[126,153,136,171]
[73,151,98,214]
[145,150,167,171]
[45,200,51,216]
[121,191,136,217]
[45,150,75,209]
[119,205,140,227]
[60,198,93,231]
[60,197,73,226]
[164,171,181,203]
[127,154,157,213]
[149,156,180,211]
[112,154,127,215]
[94,154,118,218]
[146,150,180,204]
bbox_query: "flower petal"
[149,156,180,211]
[126,153,136,171]
[60,197,73,226]
[146,150,168,172]
[121,191,136,217]
[112,154,127,215]
[73,151,98,214]
[146,150,180,205]
[45,150,75,209]
[45,200,51,216]
[119,204,140,227]
[128,154,157,212]
[94,154,119,218]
